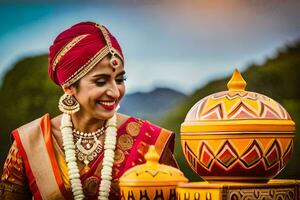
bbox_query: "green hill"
[0,55,63,169]
[159,40,300,181]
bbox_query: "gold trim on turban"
[52,34,89,71]
[62,46,122,88]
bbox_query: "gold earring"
[58,93,80,114]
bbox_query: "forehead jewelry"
[96,24,121,69]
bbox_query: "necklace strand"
[73,126,105,138]
[60,113,117,200]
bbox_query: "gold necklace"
[73,127,105,170]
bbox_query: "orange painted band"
[181,120,295,133]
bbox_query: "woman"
[0,22,177,200]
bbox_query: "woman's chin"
[94,111,115,120]
[93,104,117,119]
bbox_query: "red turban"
[48,22,124,87]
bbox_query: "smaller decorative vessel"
[119,145,188,199]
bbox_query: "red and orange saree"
[0,114,176,199]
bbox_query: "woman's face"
[69,55,126,120]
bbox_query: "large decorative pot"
[119,146,188,199]
[180,69,296,182]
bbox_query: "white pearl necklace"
[60,113,117,200]
[73,127,105,138]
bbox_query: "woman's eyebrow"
[116,71,126,76]
[92,70,126,79]
[92,74,111,79]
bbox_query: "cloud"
[0,1,299,93]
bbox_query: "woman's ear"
[62,86,74,95]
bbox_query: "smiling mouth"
[97,101,116,111]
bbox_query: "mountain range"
[119,87,186,121]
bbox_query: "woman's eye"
[116,76,127,84]
[95,80,106,86]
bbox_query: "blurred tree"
[0,55,62,170]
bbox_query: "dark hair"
[72,79,81,90]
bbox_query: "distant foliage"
[0,55,62,168]
[159,40,300,181]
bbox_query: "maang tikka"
[96,24,121,69]
[58,93,80,114]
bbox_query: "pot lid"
[119,146,188,187]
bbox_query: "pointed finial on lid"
[145,145,159,165]
[227,69,247,91]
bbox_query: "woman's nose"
[106,82,120,99]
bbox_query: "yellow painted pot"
[181,69,296,182]
[119,146,188,199]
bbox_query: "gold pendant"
[83,159,90,173]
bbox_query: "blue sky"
[0,0,299,94]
